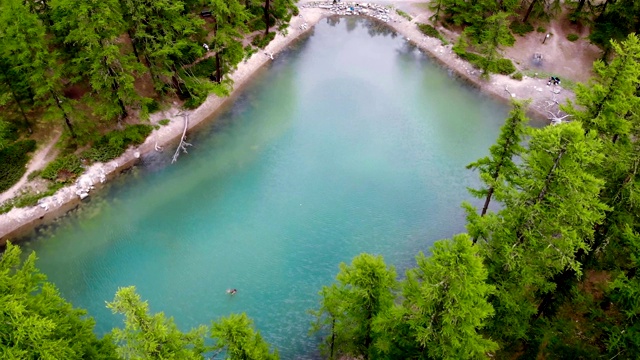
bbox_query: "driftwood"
[172,111,192,163]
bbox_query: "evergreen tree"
[0,243,118,359]
[206,0,250,84]
[107,286,207,359]
[210,313,279,360]
[480,122,607,343]
[51,0,145,121]
[466,100,528,219]
[382,234,498,359]
[311,253,397,360]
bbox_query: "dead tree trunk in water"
[172,111,192,163]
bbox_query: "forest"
[2,0,640,359]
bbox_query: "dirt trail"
[0,131,61,204]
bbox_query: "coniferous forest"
[2,0,640,359]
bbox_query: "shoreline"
[0,2,574,244]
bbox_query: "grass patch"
[537,26,547,33]
[511,72,523,81]
[82,124,153,163]
[0,182,65,215]
[522,69,578,90]
[510,21,534,36]
[158,119,170,126]
[396,9,412,21]
[0,139,37,193]
[566,33,579,42]
[41,154,83,183]
[417,23,447,44]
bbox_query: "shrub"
[41,154,83,182]
[0,140,37,192]
[396,9,412,21]
[27,170,41,181]
[146,99,161,113]
[567,33,579,42]
[251,32,276,49]
[159,119,170,126]
[83,124,153,163]
[493,58,517,75]
[537,26,546,33]
[418,23,441,39]
[510,21,534,36]
[189,57,217,78]
[511,72,523,81]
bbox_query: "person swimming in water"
[226,289,237,295]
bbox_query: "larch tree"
[0,243,118,359]
[107,286,207,359]
[0,0,77,137]
[466,100,528,218]
[119,0,205,94]
[392,234,498,359]
[206,0,250,84]
[311,253,397,360]
[563,33,640,143]
[480,122,607,343]
[51,0,144,122]
[210,313,279,360]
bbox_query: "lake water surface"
[20,17,514,358]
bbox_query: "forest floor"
[0,1,600,242]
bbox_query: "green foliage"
[537,26,546,33]
[107,286,207,359]
[251,32,276,49]
[511,71,523,80]
[493,58,516,75]
[189,58,217,79]
[311,253,397,359]
[387,234,498,359]
[417,23,445,43]
[0,243,118,359]
[158,119,170,126]
[0,139,36,192]
[146,99,161,114]
[83,124,153,163]
[566,33,579,42]
[396,9,412,21]
[509,21,534,36]
[210,313,279,360]
[40,154,83,182]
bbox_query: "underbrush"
[396,9,412,21]
[510,21,534,36]
[0,140,37,193]
[41,154,83,182]
[252,32,276,49]
[82,124,153,163]
[0,183,65,214]
[417,23,447,44]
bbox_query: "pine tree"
[311,253,397,360]
[0,243,118,359]
[389,234,498,359]
[210,313,279,360]
[107,286,207,359]
[481,122,607,343]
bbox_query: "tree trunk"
[264,0,271,36]
[51,91,75,138]
[127,30,141,63]
[480,187,495,217]
[215,52,222,84]
[522,0,538,23]
[7,82,31,132]
[330,317,336,359]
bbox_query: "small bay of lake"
[20,17,519,358]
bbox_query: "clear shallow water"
[19,18,517,358]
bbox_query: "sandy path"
[0,131,61,204]
[0,2,589,243]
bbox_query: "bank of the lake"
[19,17,528,357]
[0,1,568,244]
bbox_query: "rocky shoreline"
[0,1,573,244]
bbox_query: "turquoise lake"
[17,17,534,358]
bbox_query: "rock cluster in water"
[301,2,396,22]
